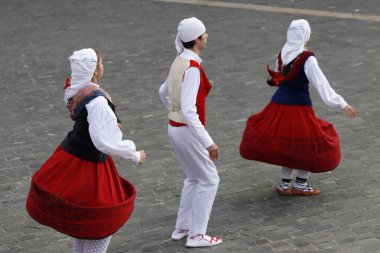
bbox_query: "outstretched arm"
[305,56,347,109]
[86,96,145,164]
[305,56,357,118]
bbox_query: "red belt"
[169,119,186,127]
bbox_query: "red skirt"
[26,146,136,239]
[240,102,341,173]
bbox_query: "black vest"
[271,52,314,106]
[61,90,120,163]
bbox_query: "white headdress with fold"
[175,17,206,53]
[281,19,311,65]
[64,48,98,103]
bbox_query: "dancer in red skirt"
[26,48,146,253]
[240,20,357,196]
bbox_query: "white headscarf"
[175,17,206,53]
[281,19,311,65]
[64,48,98,103]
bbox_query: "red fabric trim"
[277,52,283,72]
[267,51,314,86]
[189,59,200,68]
[189,60,212,126]
[26,146,136,239]
[285,50,314,80]
[169,119,186,127]
[266,65,285,86]
[240,102,341,173]
[67,86,113,116]
[64,77,71,89]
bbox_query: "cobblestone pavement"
[1,0,379,252]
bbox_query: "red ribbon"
[64,77,71,89]
[266,65,285,86]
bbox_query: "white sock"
[296,170,310,179]
[81,236,112,253]
[73,238,84,253]
[281,167,293,180]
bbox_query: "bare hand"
[207,144,219,162]
[138,150,146,165]
[343,104,357,119]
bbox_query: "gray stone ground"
[1,0,379,252]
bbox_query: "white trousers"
[281,166,310,180]
[168,125,220,236]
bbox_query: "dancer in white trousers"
[159,17,222,248]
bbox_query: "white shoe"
[171,229,189,240]
[186,234,222,248]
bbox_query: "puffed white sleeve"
[305,56,347,109]
[181,67,214,149]
[86,96,141,164]
[159,79,172,110]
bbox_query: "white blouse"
[304,56,347,109]
[85,96,141,164]
[277,55,347,109]
[159,49,214,149]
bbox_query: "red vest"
[190,60,212,126]
[169,60,212,127]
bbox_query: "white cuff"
[201,136,214,150]
[339,101,348,110]
[131,151,140,164]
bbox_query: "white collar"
[180,48,203,64]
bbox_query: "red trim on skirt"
[26,146,136,239]
[240,102,341,173]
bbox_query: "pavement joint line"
[153,0,380,22]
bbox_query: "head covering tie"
[175,17,206,53]
[64,48,98,103]
[281,19,311,65]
